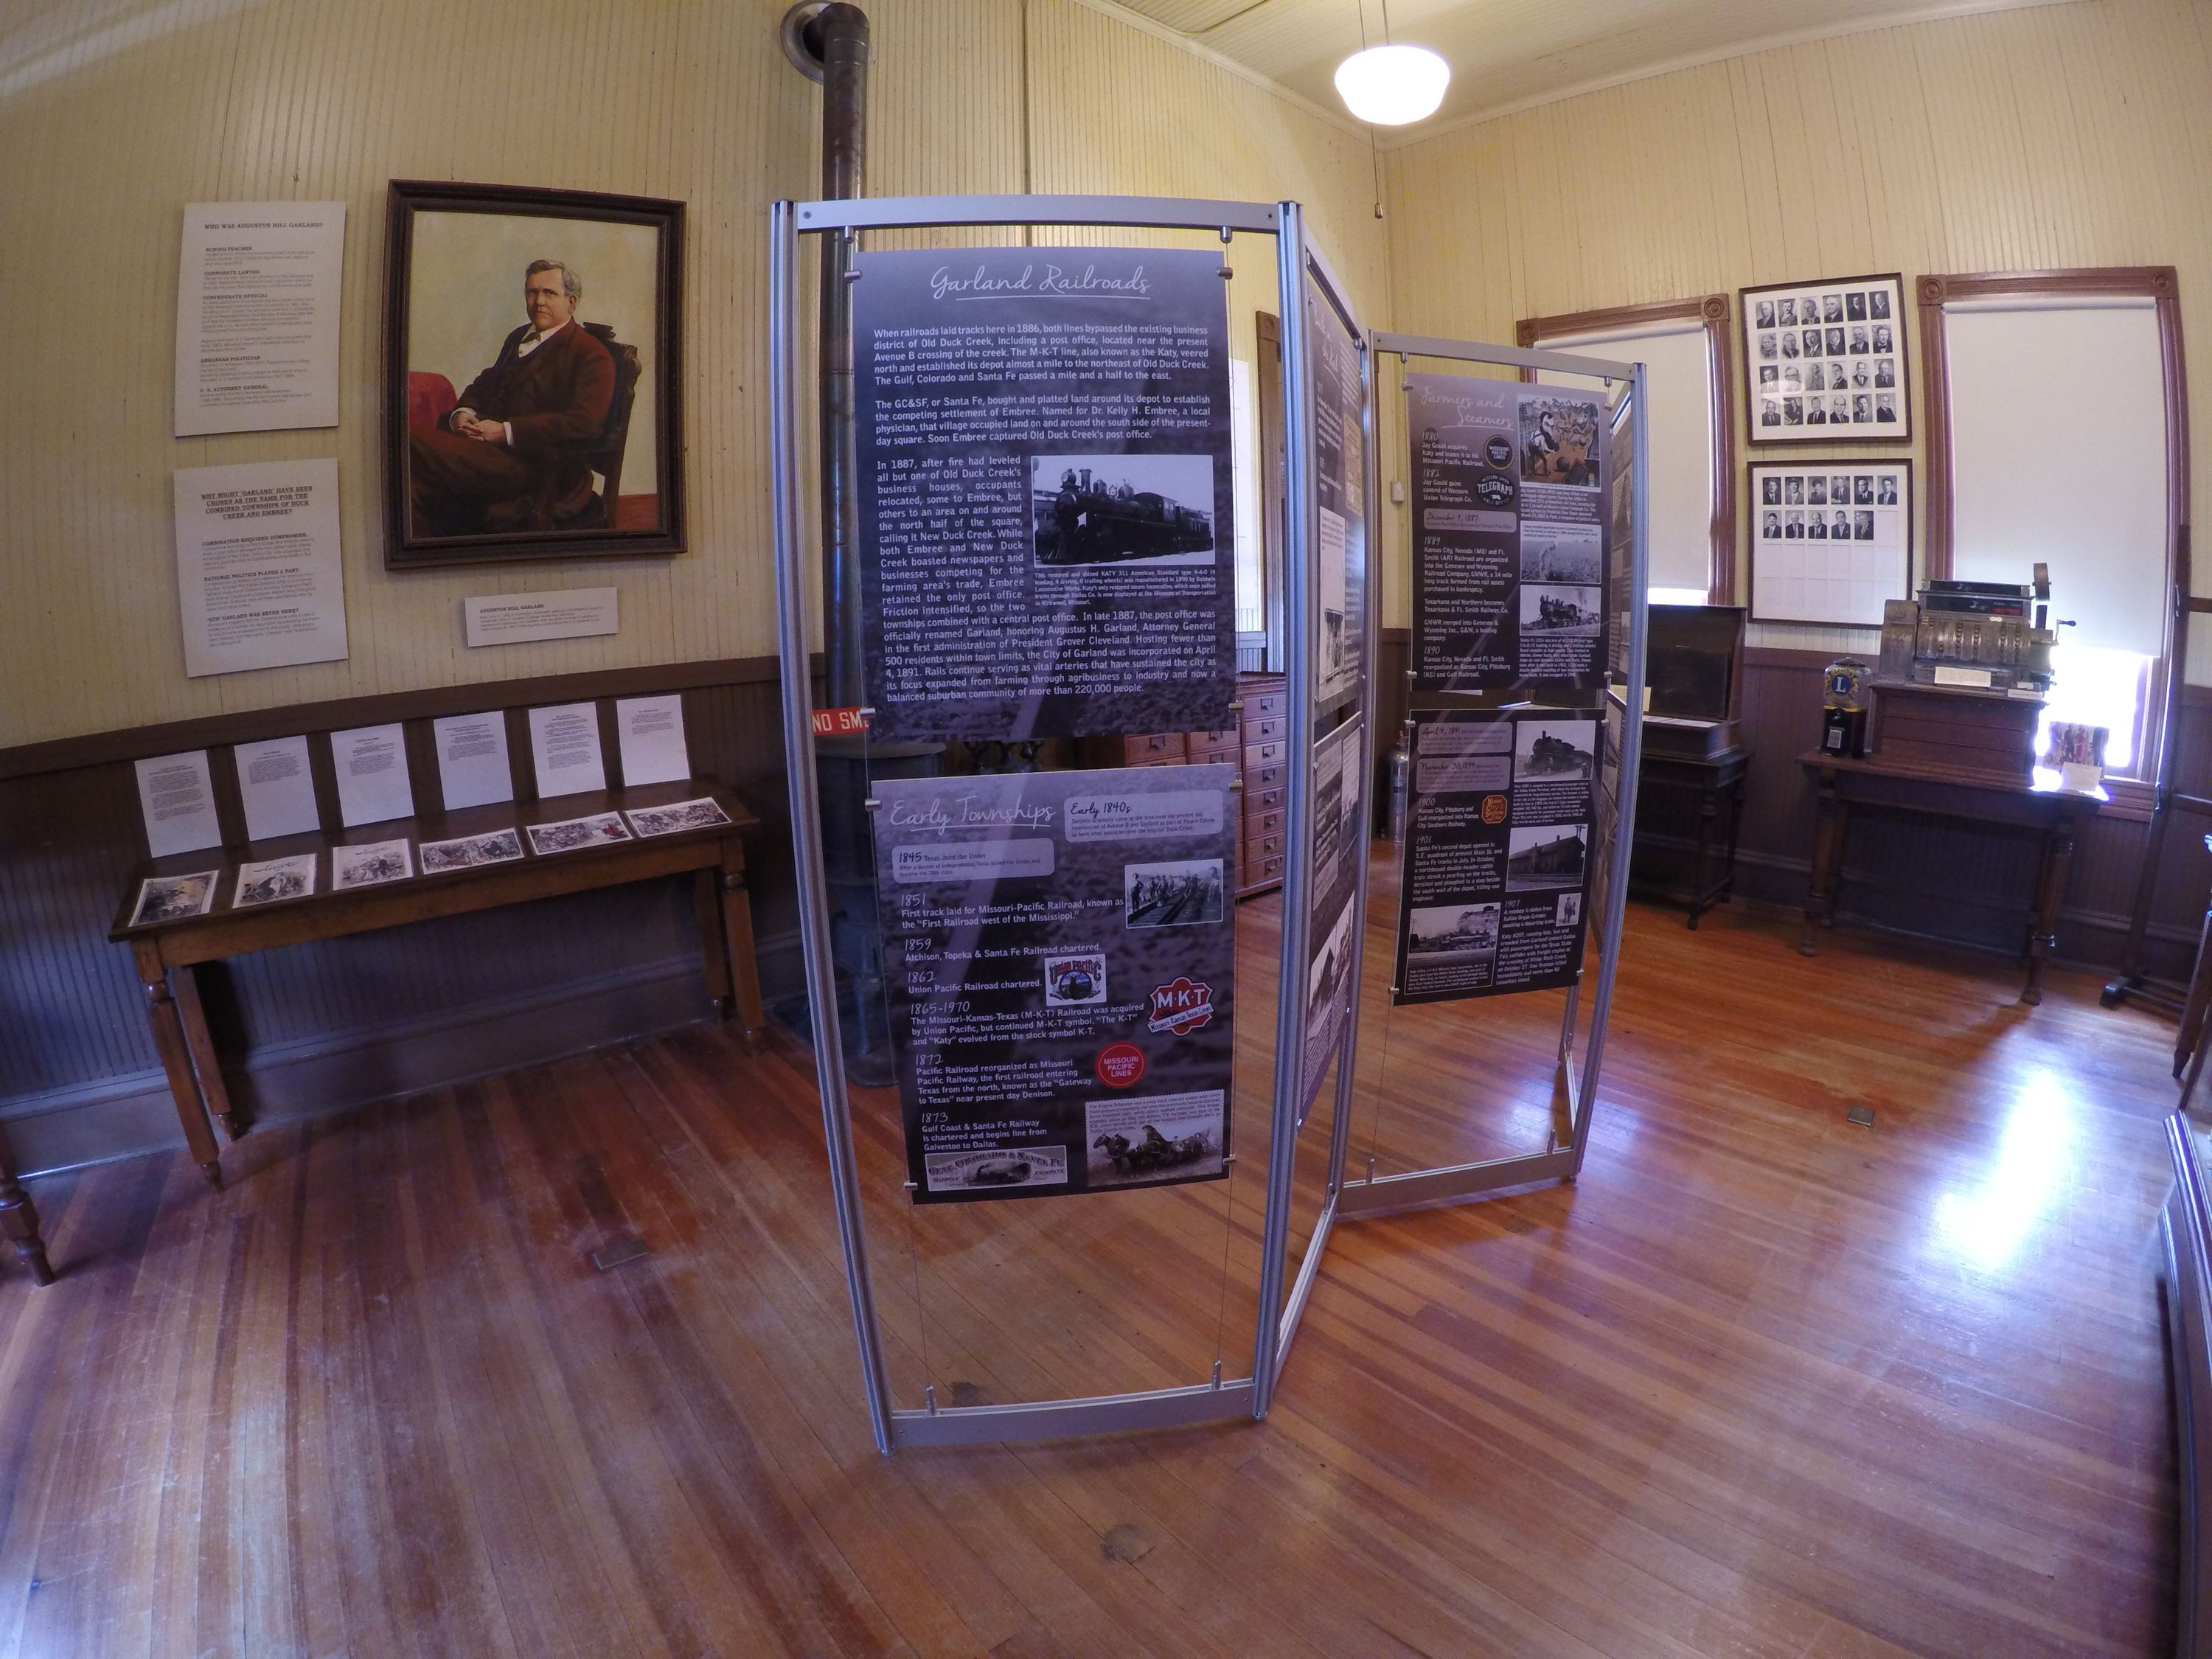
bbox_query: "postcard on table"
[332,839,414,890]
[131,870,220,928]
[420,828,525,874]
[625,796,731,838]
[525,812,633,856]
[234,853,318,908]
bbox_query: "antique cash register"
[1871,566,2056,780]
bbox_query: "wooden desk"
[1798,750,2104,1004]
[1633,748,1750,929]
[109,781,764,1192]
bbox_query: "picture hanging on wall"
[383,181,685,569]
[1748,459,1913,627]
[1738,273,1909,445]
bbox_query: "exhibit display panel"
[772,194,1372,1450]
[1340,334,1647,1217]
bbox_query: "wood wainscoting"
[1377,627,2212,977]
[0,658,807,1176]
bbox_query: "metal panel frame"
[771,192,1340,1450]
[1338,330,1649,1219]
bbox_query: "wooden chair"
[554,323,641,530]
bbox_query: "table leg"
[2023,804,2084,1007]
[2176,900,2212,1079]
[694,868,734,1020]
[1722,776,1746,906]
[170,964,245,1141]
[720,844,767,1051]
[1688,788,1717,931]
[1801,774,1846,956]
[0,1138,55,1287]
[133,945,223,1190]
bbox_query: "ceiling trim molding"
[1373,0,2082,152]
[1055,0,1369,141]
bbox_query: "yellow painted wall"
[0,0,1382,748]
[1380,0,2211,660]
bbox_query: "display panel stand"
[1335,332,1649,1218]
[770,193,1374,1450]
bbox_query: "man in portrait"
[409,259,616,537]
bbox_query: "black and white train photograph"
[1032,453,1215,568]
[1514,717,1597,781]
[1506,823,1588,891]
[1405,902,1501,966]
[1123,858,1225,928]
[1520,584,1601,637]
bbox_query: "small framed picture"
[1748,459,1913,627]
[1737,274,1908,445]
[384,181,685,569]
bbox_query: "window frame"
[1918,267,2191,813]
[1516,294,1737,604]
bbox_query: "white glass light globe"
[1333,44,1450,126]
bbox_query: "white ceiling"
[1099,0,2077,144]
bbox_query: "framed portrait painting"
[384,181,684,569]
[1747,459,1913,627]
[1739,273,1909,446]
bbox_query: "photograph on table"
[1737,274,1908,444]
[129,871,220,928]
[1748,461,1913,627]
[384,181,684,568]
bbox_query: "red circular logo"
[1481,794,1509,824]
[1095,1042,1147,1088]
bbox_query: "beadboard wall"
[1377,0,2209,649]
[0,0,1385,751]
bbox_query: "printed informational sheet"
[173,201,345,436]
[433,713,514,811]
[1407,375,1611,696]
[462,588,619,648]
[133,750,223,859]
[852,247,1237,742]
[528,703,607,799]
[173,459,349,678]
[1392,709,1595,1004]
[1308,276,1368,712]
[233,734,320,843]
[330,723,414,828]
[615,694,690,787]
[873,767,1237,1203]
[1298,717,1366,1118]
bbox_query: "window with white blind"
[1531,319,1721,603]
[1941,294,2173,779]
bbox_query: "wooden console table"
[1632,748,1750,928]
[1798,751,2104,1005]
[108,781,763,1194]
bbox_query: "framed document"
[1748,459,1913,627]
[384,180,685,568]
[1739,274,1908,445]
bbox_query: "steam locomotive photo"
[1033,453,1217,568]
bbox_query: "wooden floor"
[0,875,2179,1657]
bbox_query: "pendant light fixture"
[1334,0,1447,127]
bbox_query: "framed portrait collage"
[1739,273,1908,445]
[1747,459,1912,627]
[383,180,686,570]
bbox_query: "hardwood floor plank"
[0,883,2180,1656]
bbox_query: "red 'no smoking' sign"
[1094,1042,1147,1089]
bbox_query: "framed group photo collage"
[1747,459,1913,627]
[1739,273,1909,445]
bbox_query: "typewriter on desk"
[1869,566,2056,780]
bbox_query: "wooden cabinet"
[1074,672,1290,898]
